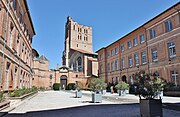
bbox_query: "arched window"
[77,57,82,72]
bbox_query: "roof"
[96,2,180,53]
[24,0,36,35]
[72,49,97,55]
[39,55,48,61]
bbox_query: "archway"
[60,75,67,90]
[121,75,127,83]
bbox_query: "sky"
[27,0,179,69]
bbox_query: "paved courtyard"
[1,91,180,117]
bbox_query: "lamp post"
[119,69,122,81]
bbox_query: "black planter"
[140,99,162,117]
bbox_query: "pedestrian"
[111,86,114,94]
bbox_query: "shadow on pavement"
[4,103,139,117]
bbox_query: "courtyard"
[0,91,179,117]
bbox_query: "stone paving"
[1,90,180,117]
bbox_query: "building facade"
[0,0,35,91]
[97,2,180,86]
[61,16,98,89]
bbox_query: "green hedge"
[53,83,60,90]
[9,86,38,97]
[67,83,75,90]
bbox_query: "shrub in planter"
[115,82,129,96]
[53,83,60,90]
[67,83,76,90]
[0,91,4,102]
[89,78,106,103]
[135,70,166,117]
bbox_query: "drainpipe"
[144,28,150,75]
[0,0,10,90]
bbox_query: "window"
[77,44,78,47]
[115,77,118,84]
[165,20,172,32]
[115,60,118,70]
[111,49,115,56]
[140,34,145,43]
[168,42,176,58]
[127,41,131,49]
[134,52,139,66]
[115,47,119,54]
[128,56,133,68]
[121,58,125,69]
[24,23,26,32]
[73,25,76,30]
[12,0,16,10]
[142,51,146,64]
[107,63,110,72]
[100,64,103,74]
[107,52,110,58]
[152,48,158,62]
[19,12,22,23]
[133,37,138,46]
[100,54,103,60]
[129,76,133,84]
[149,29,156,39]
[171,71,178,86]
[77,57,82,72]
[121,44,124,52]
[111,62,114,71]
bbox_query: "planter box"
[92,93,102,103]
[101,90,106,95]
[75,91,82,98]
[0,100,10,110]
[118,90,125,96]
[7,91,38,101]
[125,89,129,94]
[140,99,162,117]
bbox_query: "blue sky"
[27,0,179,69]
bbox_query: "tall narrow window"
[100,54,103,60]
[171,71,178,86]
[134,52,139,66]
[140,34,145,43]
[121,58,125,69]
[100,64,103,74]
[115,60,118,70]
[165,20,172,32]
[133,37,138,46]
[127,41,131,49]
[115,47,119,54]
[12,0,16,10]
[121,44,124,52]
[107,63,110,72]
[107,52,110,58]
[152,48,158,62]
[128,56,133,68]
[115,77,118,84]
[111,62,114,71]
[168,42,176,58]
[149,29,156,39]
[142,51,146,64]
[111,49,115,56]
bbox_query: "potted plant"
[115,82,129,96]
[75,81,82,98]
[89,78,106,103]
[135,70,166,117]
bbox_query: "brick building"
[97,2,180,86]
[0,0,35,91]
